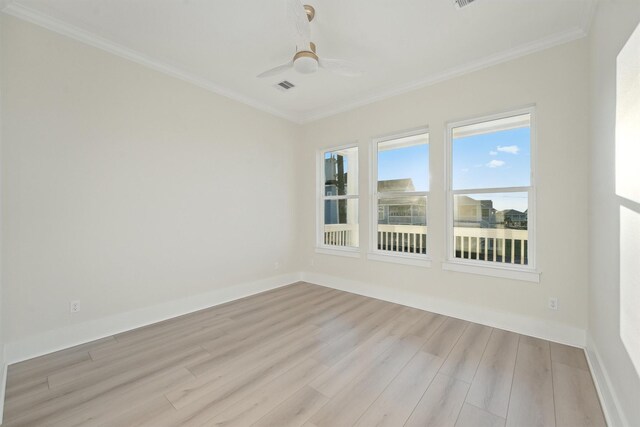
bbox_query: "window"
[445,108,536,278]
[617,21,640,379]
[318,145,359,252]
[371,129,429,262]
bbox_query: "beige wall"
[588,1,640,425]
[299,39,590,334]
[0,15,300,346]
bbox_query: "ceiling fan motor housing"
[293,50,319,74]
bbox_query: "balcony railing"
[324,224,359,247]
[323,224,528,265]
[454,227,528,265]
[378,224,427,254]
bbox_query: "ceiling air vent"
[455,0,476,8]
[275,80,295,91]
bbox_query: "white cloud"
[497,145,520,154]
[486,160,505,168]
[489,151,498,156]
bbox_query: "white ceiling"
[2,0,595,122]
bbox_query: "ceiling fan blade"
[318,58,363,77]
[287,0,311,51]
[257,60,293,78]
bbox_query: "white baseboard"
[5,272,303,365]
[301,271,586,348]
[0,356,6,425]
[585,334,629,427]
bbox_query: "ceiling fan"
[257,0,362,78]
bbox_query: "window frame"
[443,106,539,282]
[316,143,361,257]
[368,127,432,267]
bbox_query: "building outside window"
[318,145,359,250]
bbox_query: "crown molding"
[1,2,302,123]
[580,0,598,36]
[297,27,587,123]
[2,1,590,126]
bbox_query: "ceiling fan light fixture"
[293,51,319,74]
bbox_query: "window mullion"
[323,194,359,201]
[377,191,429,198]
[452,186,530,195]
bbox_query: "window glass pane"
[453,192,528,265]
[324,147,358,196]
[377,196,427,254]
[452,114,531,190]
[378,133,429,192]
[323,198,359,247]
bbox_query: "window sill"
[315,246,361,258]
[441,260,540,283]
[367,252,432,268]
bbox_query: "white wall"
[298,39,590,344]
[0,11,5,425]
[588,1,640,425]
[0,15,300,361]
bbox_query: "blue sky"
[452,127,531,190]
[378,144,429,191]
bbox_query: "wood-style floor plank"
[94,396,176,427]
[309,301,403,367]
[552,361,606,427]
[308,334,424,427]
[308,306,424,397]
[549,341,589,371]
[353,350,443,427]
[206,358,327,426]
[404,373,470,427]
[4,347,209,426]
[455,403,506,427]
[439,322,492,382]
[2,283,606,426]
[505,336,555,427]
[166,325,324,409]
[465,329,519,418]
[252,385,328,427]
[422,317,469,358]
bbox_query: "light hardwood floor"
[3,282,606,426]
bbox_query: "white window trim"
[368,127,432,266]
[444,106,539,282]
[316,143,361,257]
[441,260,540,283]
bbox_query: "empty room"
[0,0,639,425]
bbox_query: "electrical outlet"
[548,297,558,310]
[70,300,80,313]
[274,261,280,270]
